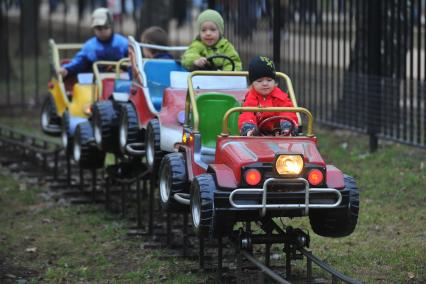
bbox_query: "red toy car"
[117,37,188,169]
[118,38,243,174]
[158,71,359,239]
[92,36,188,162]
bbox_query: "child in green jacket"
[181,9,242,71]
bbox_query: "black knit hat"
[248,56,276,83]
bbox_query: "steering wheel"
[257,116,296,136]
[203,54,236,71]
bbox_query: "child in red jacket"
[238,56,299,136]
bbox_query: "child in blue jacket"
[59,8,128,78]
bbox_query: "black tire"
[40,94,62,136]
[73,121,105,169]
[309,175,360,237]
[190,174,215,238]
[118,103,140,154]
[191,174,233,239]
[92,100,119,153]
[145,119,161,172]
[158,153,188,212]
[61,110,73,156]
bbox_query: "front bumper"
[214,178,345,219]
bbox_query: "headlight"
[182,133,193,144]
[83,104,92,115]
[275,154,304,176]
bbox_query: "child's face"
[200,21,220,47]
[94,25,112,41]
[143,47,154,58]
[252,77,276,96]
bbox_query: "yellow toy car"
[40,39,130,162]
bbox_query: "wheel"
[191,173,233,239]
[190,174,215,238]
[92,100,119,153]
[73,121,106,169]
[145,119,161,172]
[61,110,73,156]
[257,115,296,136]
[118,103,140,154]
[206,54,236,71]
[40,94,61,136]
[309,175,360,237]
[158,153,188,212]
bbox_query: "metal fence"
[1,0,425,150]
[214,0,426,150]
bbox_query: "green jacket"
[181,37,242,71]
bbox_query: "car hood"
[215,138,325,182]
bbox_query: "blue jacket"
[154,52,173,59]
[63,34,128,75]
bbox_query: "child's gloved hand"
[280,120,297,136]
[240,123,256,136]
[194,57,208,68]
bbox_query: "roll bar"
[221,106,314,137]
[185,71,301,133]
[92,58,131,96]
[48,39,83,104]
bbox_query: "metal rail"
[224,220,362,284]
[104,163,153,234]
[273,220,362,283]
[239,250,291,284]
[300,248,363,284]
[0,124,62,178]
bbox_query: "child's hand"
[240,123,257,136]
[194,57,208,68]
[280,120,297,136]
[58,67,68,78]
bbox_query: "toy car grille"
[267,182,306,193]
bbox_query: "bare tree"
[20,0,41,56]
[0,1,13,80]
[137,0,171,39]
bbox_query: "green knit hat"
[196,9,224,35]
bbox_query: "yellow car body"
[48,39,130,118]
[48,77,96,118]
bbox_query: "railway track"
[0,124,362,283]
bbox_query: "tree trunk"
[20,0,41,56]
[0,2,13,80]
[137,0,171,39]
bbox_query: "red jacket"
[238,86,298,131]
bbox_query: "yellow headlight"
[83,104,92,115]
[275,154,304,176]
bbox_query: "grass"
[0,116,425,283]
[0,169,204,283]
[282,127,426,283]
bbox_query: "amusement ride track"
[0,124,362,283]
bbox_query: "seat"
[101,78,115,100]
[143,60,186,111]
[114,79,132,93]
[196,93,240,150]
